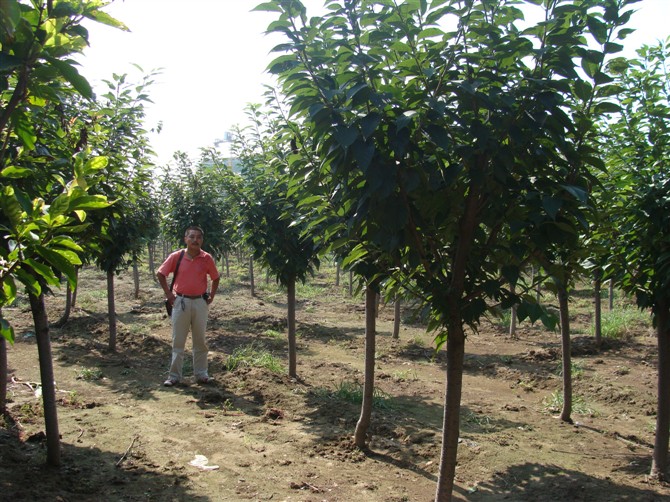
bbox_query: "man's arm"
[157,271,175,306]
[207,277,220,305]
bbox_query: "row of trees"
[1,1,668,501]
[246,1,668,501]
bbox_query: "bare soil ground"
[2,263,670,501]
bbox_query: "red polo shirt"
[158,249,219,296]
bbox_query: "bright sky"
[78,0,669,166]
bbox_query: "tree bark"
[509,282,518,339]
[0,322,6,414]
[249,256,255,297]
[335,261,340,287]
[71,266,79,309]
[608,279,614,312]
[132,256,140,299]
[557,283,573,423]
[148,242,155,278]
[53,281,72,328]
[107,270,117,351]
[392,297,400,340]
[594,269,602,349]
[651,300,670,480]
[354,286,377,447]
[435,321,465,501]
[287,276,297,378]
[28,292,60,467]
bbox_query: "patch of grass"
[392,368,418,382]
[225,342,284,373]
[555,360,585,378]
[75,367,103,381]
[463,410,493,431]
[317,380,393,410]
[263,329,284,339]
[543,390,597,416]
[593,307,650,340]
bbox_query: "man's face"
[184,230,203,250]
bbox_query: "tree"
[0,0,121,465]
[601,38,670,480]
[84,70,159,351]
[159,149,235,260]
[232,101,321,379]
[261,0,637,498]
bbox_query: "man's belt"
[175,293,206,299]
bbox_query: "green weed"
[555,360,585,378]
[318,380,393,410]
[263,329,284,339]
[225,342,284,373]
[543,390,596,416]
[593,307,650,340]
[76,367,103,381]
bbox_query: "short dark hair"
[184,225,204,236]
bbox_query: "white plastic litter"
[189,454,219,471]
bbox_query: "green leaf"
[23,258,61,287]
[45,57,93,99]
[12,110,37,150]
[594,101,621,114]
[334,125,358,148]
[0,318,15,345]
[34,245,77,289]
[84,9,129,31]
[0,186,23,228]
[1,165,34,178]
[542,196,562,219]
[0,53,22,72]
[68,194,110,211]
[84,155,108,173]
[252,2,284,13]
[352,139,375,172]
[14,267,42,296]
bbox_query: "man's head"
[184,225,204,238]
[184,226,204,252]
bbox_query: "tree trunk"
[225,252,230,278]
[651,300,670,480]
[557,283,573,423]
[594,269,602,349]
[608,279,614,312]
[148,242,155,278]
[0,322,6,414]
[249,256,255,297]
[28,292,60,467]
[392,297,400,340]
[71,266,79,309]
[509,282,517,339]
[354,286,377,447]
[335,261,340,287]
[132,256,140,300]
[435,321,466,501]
[107,270,117,352]
[53,281,72,328]
[287,276,297,378]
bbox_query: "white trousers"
[168,296,209,380]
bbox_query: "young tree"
[602,38,670,480]
[0,0,121,465]
[232,102,321,379]
[262,1,637,498]
[84,71,159,351]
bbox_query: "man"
[157,226,220,386]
